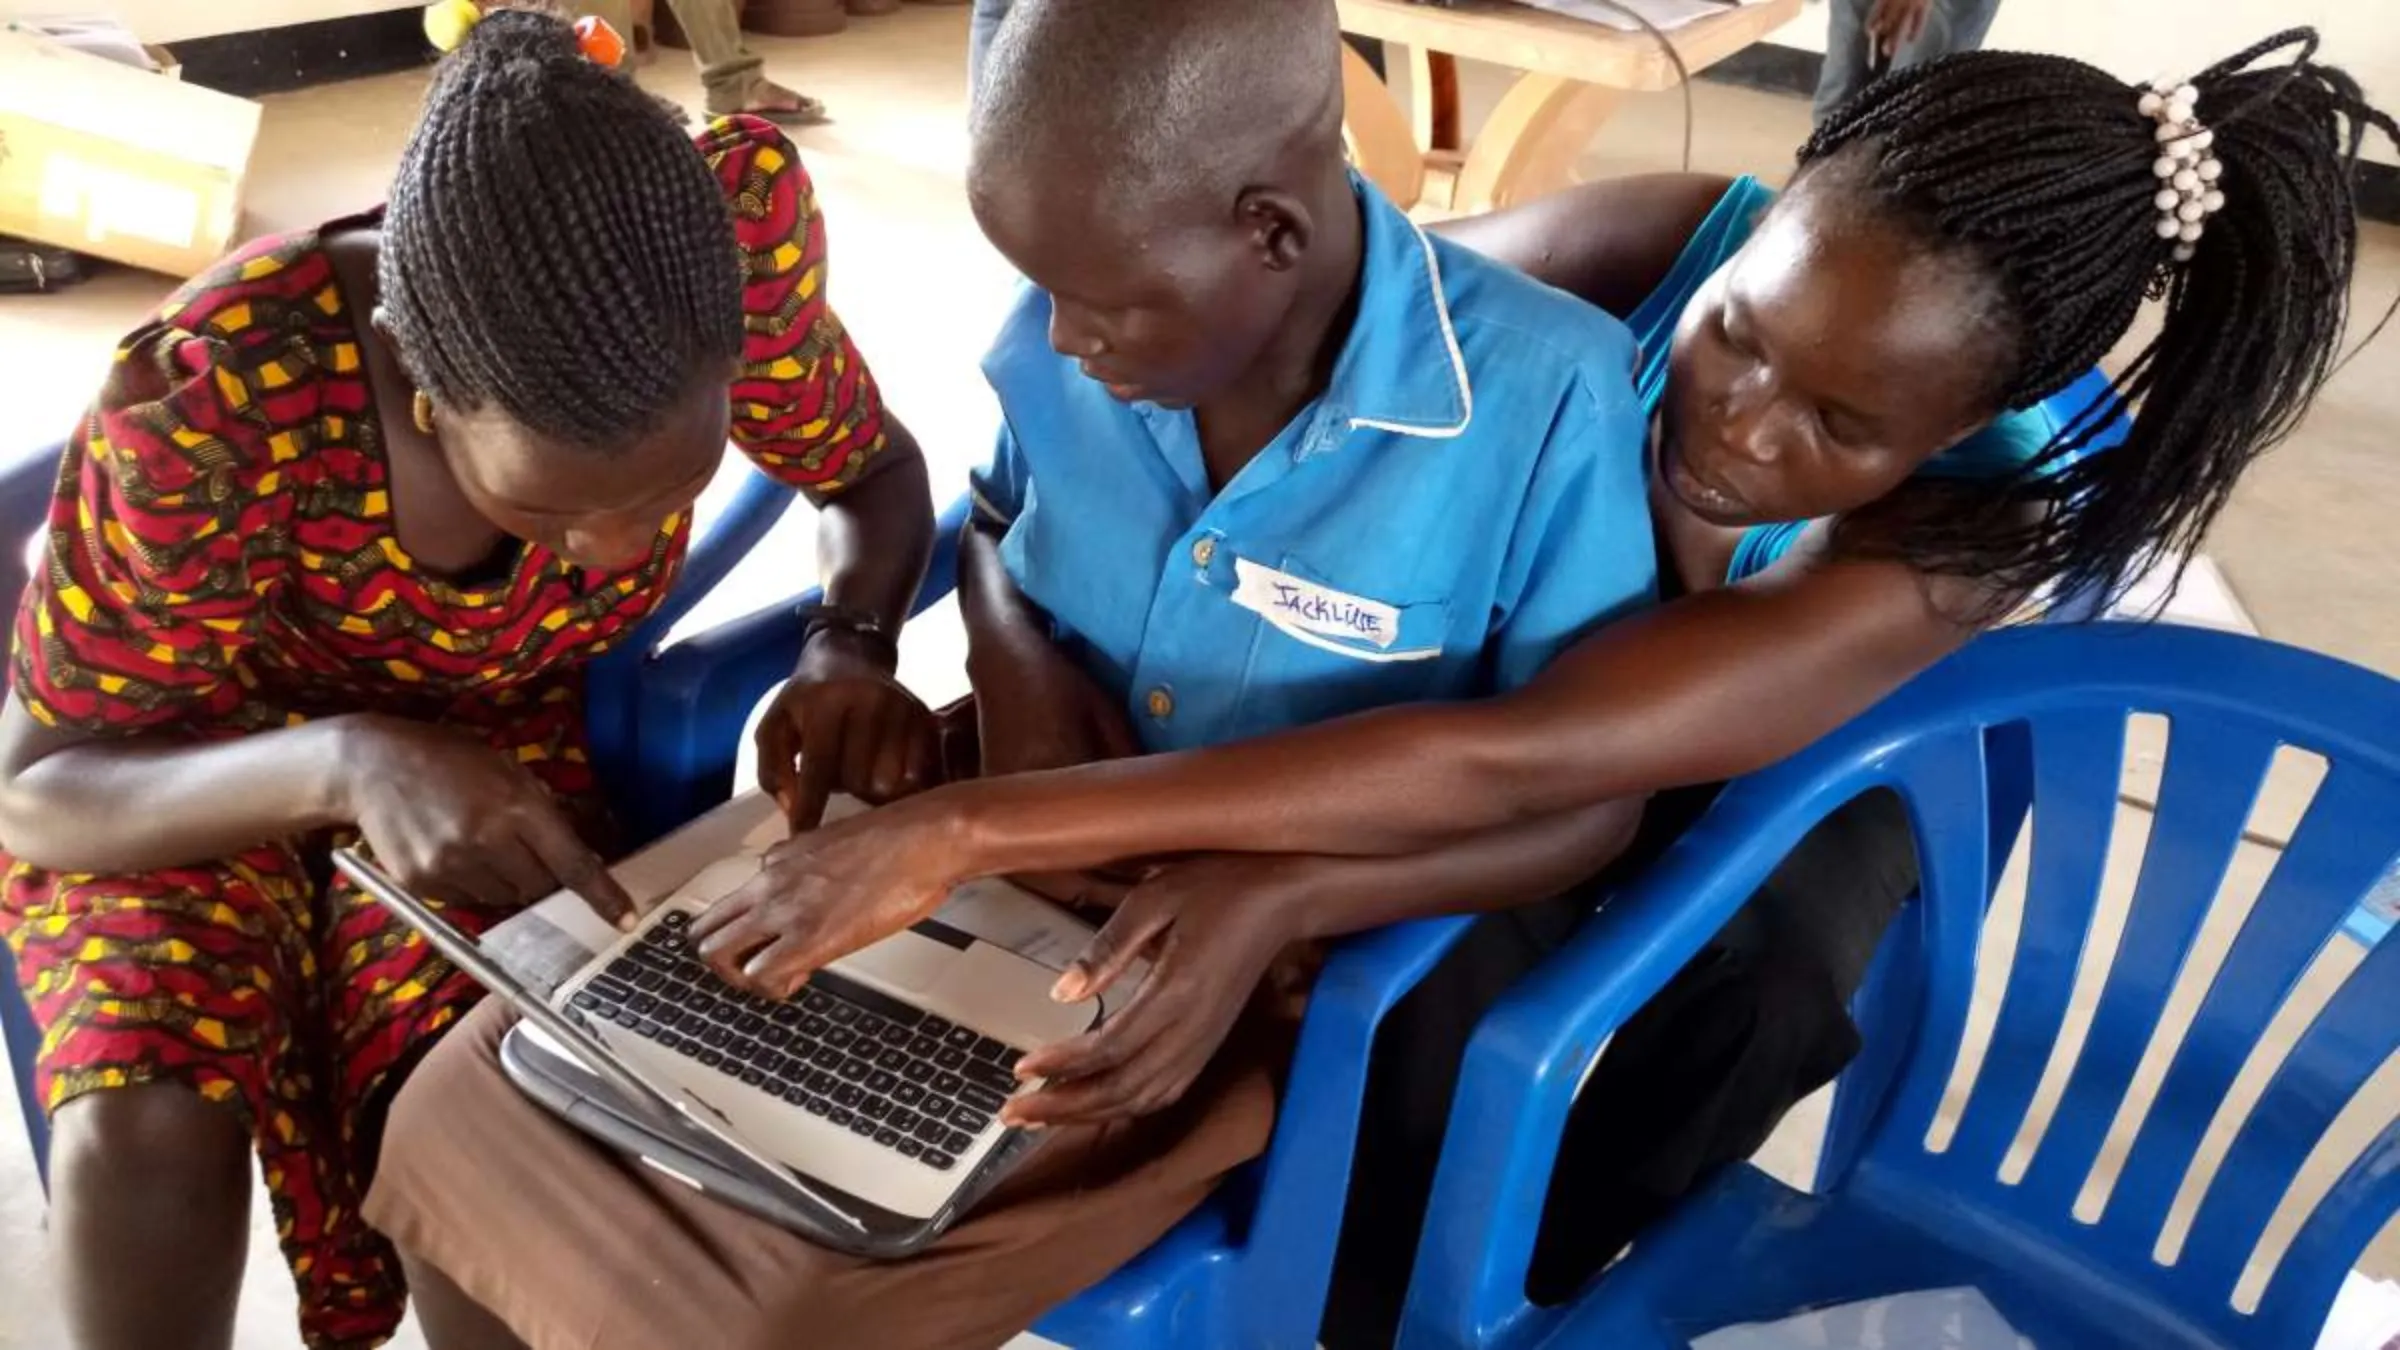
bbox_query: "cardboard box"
[0,27,262,276]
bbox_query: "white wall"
[1770,0,2399,163]
[0,1,412,45]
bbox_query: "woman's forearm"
[1276,797,1644,944]
[925,556,1976,881]
[0,702,363,873]
[814,416,934,637]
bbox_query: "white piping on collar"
[967,483,1014,525]
[1347,216,1475,440]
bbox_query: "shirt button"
[1145,688,1175,720]
[1190,537,1217,568]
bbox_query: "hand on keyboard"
[755,637,943,831]
[687,797,960,999]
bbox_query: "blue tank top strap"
[1626,175,1776,412]
[1725,519,1809,586]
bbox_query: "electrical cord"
[1578,0,1698,172]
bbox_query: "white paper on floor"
[2107,552,2255,632]
[1680,1273,2400,1350]
[1689,1288,2034,1350]
[2320,1271,2400,1350]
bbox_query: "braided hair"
[378,5,742,451]
[1799,29,2396,610]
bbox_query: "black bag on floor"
[0,239,89,293]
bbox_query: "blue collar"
[1311,174,1474,446]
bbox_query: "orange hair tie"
[573,15,627,67]
[420,2,626,69]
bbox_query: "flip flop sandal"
[710,93,832,126]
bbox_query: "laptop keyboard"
[566,911,1024,1174]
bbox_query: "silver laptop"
[336,848,1103,1258]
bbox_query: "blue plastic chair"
[1034,914,1478,1348]
[1401,623,2400,1350]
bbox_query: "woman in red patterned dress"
[0,12,935,1348]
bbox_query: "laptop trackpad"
[839,931,1097,1050]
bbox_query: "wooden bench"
[1337,0,1802,213]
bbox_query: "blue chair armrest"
[1227,913,1478,1345]
[1399,761,1876,1350]
[0,447,58,610]
[0,445,62,1186]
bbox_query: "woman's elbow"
[0,717,98,868]
[1569,795,1646,873]
[0,769,61,865]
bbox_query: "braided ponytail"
[1799,29,2396,609]
[379,4,743,451]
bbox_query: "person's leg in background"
[1815,0,2001,125]
[1894,0,2000,70]
[1891,0,2006,72]
[1881,0,1996,75]
[623,0,830,122]
[670,0,830,120]
[1812,0,1879,125]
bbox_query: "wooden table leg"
[1409,48,1461,153]
[1339,40,1425,210]
[1449,73,1620,215]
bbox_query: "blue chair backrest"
[1665,627,2399,1347]
[0,446,57,1181]
[2025,366,2133,623]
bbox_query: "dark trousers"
[1322,788,1920,1347]
[1815,0,2002,123]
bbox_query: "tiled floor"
[0,6,2395,1347]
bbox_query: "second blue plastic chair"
[1402,623,2400,1350]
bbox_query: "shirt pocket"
[1225,549,1452,730]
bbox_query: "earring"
[412,389,436,435]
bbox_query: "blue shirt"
[1629,176,2077,582]
[974,177,1654,753]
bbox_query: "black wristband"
[797,601,899,669]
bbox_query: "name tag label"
[1231,558,1401,650]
